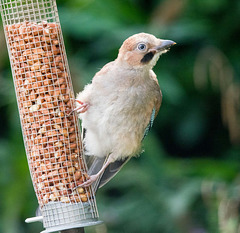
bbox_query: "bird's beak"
[154,40,176,52]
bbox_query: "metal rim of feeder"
[0,0,102,232]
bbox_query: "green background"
[0,0,240,232]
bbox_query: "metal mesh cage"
[0,0,100,232]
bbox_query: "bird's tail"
[85,155,106,192]
[86,155,130,193]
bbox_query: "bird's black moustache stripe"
[141,52,154,64]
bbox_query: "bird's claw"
[74,100,89,114]
[76,174,98,188]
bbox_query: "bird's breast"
[81,69,159,158]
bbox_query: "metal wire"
[0,0,99,231]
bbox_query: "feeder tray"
[0,0,101,232]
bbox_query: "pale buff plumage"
[75,33,175,188]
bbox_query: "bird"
[74,32,175,191]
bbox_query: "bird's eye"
[137,43,147,51]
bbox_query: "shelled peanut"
[5,21,91,206]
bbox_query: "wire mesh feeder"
[0,0,102,232]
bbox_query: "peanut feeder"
[0,0,101,232]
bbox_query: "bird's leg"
[74,100,89,113]
[78,155,114,187]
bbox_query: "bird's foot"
[74,100,89,113]
[77,174,98,188]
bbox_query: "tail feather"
[86,155,130,193]
[96,157,130,190]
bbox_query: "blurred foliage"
[0,0,240,233]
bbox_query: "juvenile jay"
[75,33,175,190]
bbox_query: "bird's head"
[117,32,176,70]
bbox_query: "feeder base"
[26,201,102,233]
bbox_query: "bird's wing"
[142,107,156,140]
[150,70,162,117]
[142,71,162,140]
